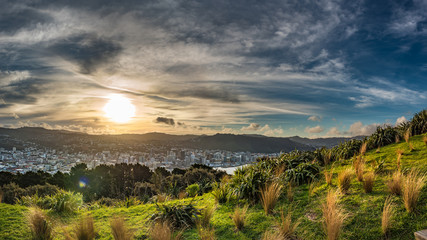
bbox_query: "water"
[215,164,251,175]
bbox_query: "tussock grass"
[197,224,216,240]
[395,135,400,143]
[178,191,187,200]
[73,216,97,240]
[338,169,352,194]
[363,172,375,193]
[408,142,414,152]
[381,197,394,236]
[387,171,402,195]
[156,194,169,203]
[150,221,182,240]
[404,129,410,143]
[286,183,294,202]
[353,156,364,182]
[110,217,133,240]
[261,231,282,240]
[322,190,347,240]
[260,182,283,215]
[324,170,333,186]
[231,205,248,231]
[360,142,367,156]
[396,149,403,170]
[423,135,427,146]
[276,209,300,239]
[402,169,425,212]
[27,207,53,240]
[199,205,215,228]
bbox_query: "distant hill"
[0,127,362,153]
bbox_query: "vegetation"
[382,197,394,236]
[110,217,134,240]
[260,182,282,215]
[362,172,375,193]
[27,207,53,240]
[402,169,425,213]
[322,190,347,240]
[231,205,248,231]
[337,169,352,194]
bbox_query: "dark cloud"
[0,78,51,105]
[155,117,175,126]
[49,33,122,74]
[155,85,240,103]
[0,8,53,34]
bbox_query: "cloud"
[308,115,321,122]
[154,117,175,126]
[326,127,341,136]
[348,121,378,136]
[241,123,261,131]
[395,116,407,126]
[305,125,324,133]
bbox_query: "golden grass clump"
[402,169,426,212]
[353,156,364,182]
[423,135,427,146]
[376,147,381,153]
[323,150,332,166]
[324,170,333,186]
[260,182,283,215]
[395,135,400,143]
[404,129,410,143]
[74,216,97,240]
[110,217,134,240]
[360,142,367,156]
[286,183,294,202]
[408,142,414,152]
[387,171,402,195]
[197,225,216,240]
[150,221,182,240]
[156,194,168,203]
[381,197,394,236]
[199,205,216,228]
[338,169,352,194]
[322,190,347,240]
[363,172,375,193]
[231,205,248,231]
[261,231,282,240]
[276,209,300,239]
[178,191,187,200]
[27,207,53,240]
[396,151,402,170]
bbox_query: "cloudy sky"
[0,0,426,137]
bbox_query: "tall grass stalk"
[260,182,283,215]
[110,217,133,240]
[381,197,394,236]
[387,171,402,195]
[404,129,410,143]
[322,191,347,240]
[231,205,248,231]
[363,172,375,193]
[199,205,216,228]
[286,183,294,202]
[324,170,333,186]
[277,209,300,239]
[338,169,352,194]
[360,142,367,156]
[402,169,425,212]
[150,221,182,240]
[353,156,364,182]
[27,207,53,240]
[197,224,216,240]
[75,216,97,240]
[423,135,427,146]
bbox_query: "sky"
[0,0,426,137]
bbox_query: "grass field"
[1,134,426,239]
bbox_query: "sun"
[103,94,136,123]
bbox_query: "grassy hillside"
[1,134,426,240]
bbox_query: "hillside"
[1,133,425,240]
[0,127,359,153]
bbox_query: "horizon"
[0,0,426,137]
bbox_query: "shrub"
[183,169,215,193]
[285,162,320,185]
[408,109,427,135]
[387,171,402,195]
[231,166,271,202]
[110,217,133,240]
[324,170,333,186]
[260,182,282,215]
[74,216,97,240]
[337,169,352,194]
[133,182,157,202]
[322,190,347,240]
[178,191,187,200]
[27,208,53,240]
[368,126,397,149]
[396,150,403,170]
[186,184,200,197]
[402,169,425,212]
[231,205,248,231]
[381,197,394,236]
[211,181,231,204]
[48,190,83,214]
[363,172,375,193]
[276,209,300,239]
[0,182,26,204]
[152,203,200,229]
[155,194,169,203]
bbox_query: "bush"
[47,190,83,214]
[186,184,200,198]
[152,203,200,229]
[150,221,182,240]
[183,169,215,194]
[133,182,157,202]
[211,181,232,204]
[199,205,215,228]
[0,183,26,204]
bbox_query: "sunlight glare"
[103,94,136,123]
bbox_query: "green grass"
[1,134,426,240]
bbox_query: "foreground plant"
[150,221,182,240]
[260,182,283,215]
[110,217,134,240]
[338,169,352,194]
[324,170,333,186]
[74,216,97,240]
[197,224,216,240]
[382,197,394,236]
[276,209,300,239]
[363,172,375,193]
[387,171,402,195]
[231,205,248,231]
[402,169,425,212]
[27,207,53,240]
[322,190,347,240]
[199,205,216,228]
[353,156,364,182]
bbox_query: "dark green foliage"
[211,181,232,203]
[133,182,157,202]
[407,109,427,136]
[186,184,200,197]
[0,183,26,204]
[151,202,200,229]
[331,139,363,160]
[285,162,320,185]
[368,126,398,148]
[183,169,215,194]
[172,168,186,175]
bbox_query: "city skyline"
[0,0,426,137]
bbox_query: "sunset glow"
[103,95,136,123]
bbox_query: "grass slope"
[0,134,426,239]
